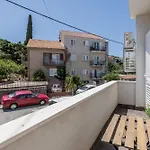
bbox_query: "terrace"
[0,81,147,150]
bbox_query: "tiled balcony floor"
[91,105,148,150]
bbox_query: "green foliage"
[146,106,150,117]
[65,75,83,92]
[0,39,27,64]
[24,14,33,45]
[103,73,120,82]
[55,66,68,81]
[65,76,76,92]
[0,59,25,81]
[33,69,46,81]
[72,75,84,88]
[108,62,122,73]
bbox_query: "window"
[83,55,89,61]
[83,69,89,75]
[71,40,75,46]
[43,53,64,65]
[70,54,76,61]
[8,92,16,98]
[49,68,57,76]
[94,42,100,50]
[16,94,26,99]
[71,69,76,75]
[93,56,100,63]
[26,94,36,98]
[83,41,89,46]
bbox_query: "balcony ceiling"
[129,0,150,19]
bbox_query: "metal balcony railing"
[90,73,106,79]
[90,61,105,66]
[90,46,106,52]
[43,59,65,66]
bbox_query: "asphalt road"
[0,96,72,126]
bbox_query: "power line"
[4,0,123,45]
[42,0,50,15]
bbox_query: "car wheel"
[39,100,46,105]
[10,103,18,110]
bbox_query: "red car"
[1,90,49,110]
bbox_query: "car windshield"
[8,92,16,98]
[80,86,88,90]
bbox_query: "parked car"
[76,84,96,95]
[1,90,49,110]
[51,84,62,93]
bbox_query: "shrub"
[103,73,120,82]
[33,69,46,81]
[65,76,76,92]
[146,106,150,117]
[0,59,25,81]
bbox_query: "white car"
[51,84,62,93]
[76,84,96,94]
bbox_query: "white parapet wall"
[118,81,136,106]
[0,81,118,150]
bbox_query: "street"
[0,96,72,125]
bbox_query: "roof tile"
[60,30,104,41]
[27,39,66,50]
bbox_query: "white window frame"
[82,55,89,61]
[83,41,89,46]
[49,68,57,77]
[82,69,89,75]
[93,56,100,63]
[71,39,76,46]
[71,54,76,61]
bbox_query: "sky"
[0,0,136,57]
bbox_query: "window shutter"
[60,54,63,60]
[49,53,52,59]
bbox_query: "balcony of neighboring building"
[90,46,106,52]
[90,72,105,80]
[43,53,65,66]
[90,42,106,52]
[90,60,105,66]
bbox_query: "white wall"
[0,81,118,150]
[136,14,150,107]
[118,81,136,106]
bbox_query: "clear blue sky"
[0,0,135,57]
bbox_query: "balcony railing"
[0,81,138,150]
[43,59,65,66]
[90,61,105,66]
[90,73,105,79]
[90,46,106,52]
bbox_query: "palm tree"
[65,76,76,93]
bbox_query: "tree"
[33,69,46,81]
[108,62,122,73]
[55,66,68,89]
[0,59,25,81]
[0,39,27,64]
[72,75,83,89]
[65,76,76,92]
[24,14,33,45]
[103,73,120,82]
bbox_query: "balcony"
[90,60,105,66]
[90,46,106,52]
[0,81,147,150]
[43,59,65,66]
[90,73,103,79]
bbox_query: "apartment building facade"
[27,39,66,85]
[60,31,108,84]
[27,31,108,84]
